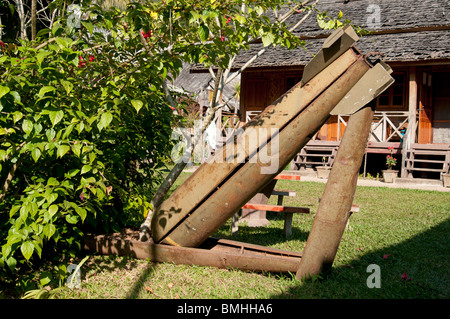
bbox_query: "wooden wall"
[240,63,450,144]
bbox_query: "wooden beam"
[402,66,418,178]
[242,203,310,214]
[408,66,417,144]
[275,174,301,180]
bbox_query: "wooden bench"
[232,203,310,238]
[233,174,309,238]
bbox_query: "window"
[376,71,408,110]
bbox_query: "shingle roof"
[288,0,450,37]
[231,29,450,69]
[193,0,450,71]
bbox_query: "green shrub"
[0,16,176,288]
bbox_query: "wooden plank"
[407,66,417,145]
[404,167,445,172]
[275,174,301,180]
[272,190,296,197]
[405,159,445,164]
[409,150,448,155]
[411,143,450,150]
[242,203,310,214]
[298,153,334,157]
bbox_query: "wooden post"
[401,66,418,178]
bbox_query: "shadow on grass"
[124,262,159,299]
[214,221,311,247]
[270,218,450,299]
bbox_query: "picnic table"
[232,173,310,238]
[232,173,360,238]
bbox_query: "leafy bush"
[0,14,177,287]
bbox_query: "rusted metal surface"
[156,54,372,248]
[295,104,376,280]
[83,232,301,273]
[301,25,359,86]
[151,48,360,244]
[331,61,394,115]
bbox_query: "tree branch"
[225,0,319,86]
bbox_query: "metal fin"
[301,25,359,86]
[330,61,395,115]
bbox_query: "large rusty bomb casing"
[152,50,374,247]
[151,48,360,244]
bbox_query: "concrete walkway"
[183,165,450,193]
[299,175,450,192]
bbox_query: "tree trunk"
[31,0,37,41]
[15,0,27,40]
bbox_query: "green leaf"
[48,204,58,218]
[36,28,51,38]
[78,207,87,222]
[198,24,209,42]
[20,205,28,221]
[71,143,82,157]
[22,119,33,135]
[39,271,53,286]
[338,10,344,19]
[0,149,6,161]
[66,169,80,178]
[131,99,143,113]
[31,147,42,162]
[47,177,59,186]
[34,122,43,135]
[66,215,78,224]
[55,37,73,49]
[97,112,113,132]
[32,240,42,258]
[9,205,21,218]
[38,86,56,97]
[0,85,10,99]
[36,50,50,65]
[10,91,21,104]
[49,110,64,127]
[21,241,34,261]
[5,256,17,271]
[56,144,70,158]
[60,79,74,95]
[81,164,92,175]
[255,6,264,15]
[43,223,56,239]
[234,14,247,24]
[46,128,56,142]
[46,192,58,205]
[81,21,94,34]
[261,32,275,47]
[28,201,38,217]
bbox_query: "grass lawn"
[61,172,449,299]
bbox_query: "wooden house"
[232,0,450,180]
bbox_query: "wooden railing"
[337,111,409,143]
